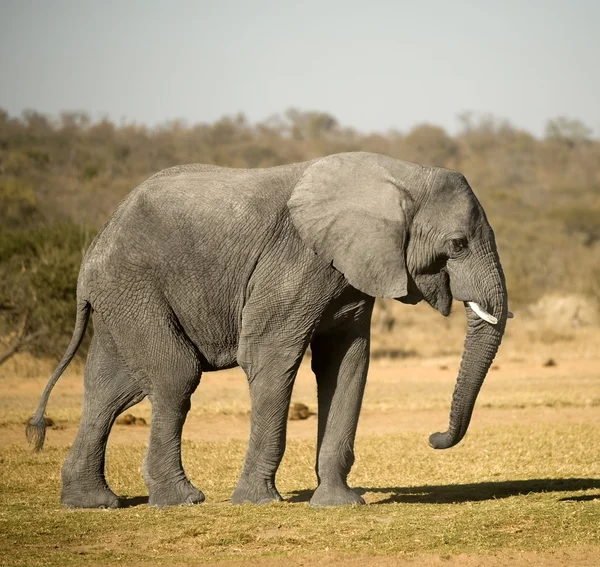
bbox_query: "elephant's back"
[89,161,308,260]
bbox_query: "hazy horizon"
[1,0,598,137]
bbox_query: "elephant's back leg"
[61,320,145,508]
[100,301,205,507]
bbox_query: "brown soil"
[3,358,599,448]
[3,404,600,448]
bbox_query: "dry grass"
[1,425,599,566]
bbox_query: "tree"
[285,108,338,140]
[545,117,592,147]
[402,124,458,167]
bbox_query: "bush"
[0,224,96,359]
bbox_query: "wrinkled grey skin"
[27,152,508,508]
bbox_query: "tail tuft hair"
[26,416,47,452]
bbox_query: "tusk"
[467,302,498,325]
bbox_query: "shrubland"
[1,108,599,361]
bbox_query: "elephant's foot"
[231,476,283,504]
[61,466,120,509]
[309,482,365,507]
[147,478,205,507]
[61,484,120,509]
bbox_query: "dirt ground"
[2,358,599,448]
[3,402,600,448]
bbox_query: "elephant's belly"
[171,301,242,372]
[195,347,239,372]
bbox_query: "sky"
[1,0,598,137]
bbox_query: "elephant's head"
[288,152,509,449]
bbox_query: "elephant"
[27,151,510,508]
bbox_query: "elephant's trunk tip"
[428,430,461,450]
[26,415,47,452]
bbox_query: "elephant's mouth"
[399,271,514,324]
[398,269,453,316]
[429,269,452,316]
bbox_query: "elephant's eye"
[448,238,468,257]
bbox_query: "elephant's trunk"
[429,261,507,450]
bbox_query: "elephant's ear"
[288,153,414,298]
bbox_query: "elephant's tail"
[26,301,91,452]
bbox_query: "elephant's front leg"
[232,338,304,504]
[309,327,370,507]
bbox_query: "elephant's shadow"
[117,496,150,508]
[114,478,600,507]
[287,478,600,504]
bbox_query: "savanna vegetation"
[1,107,600,362]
